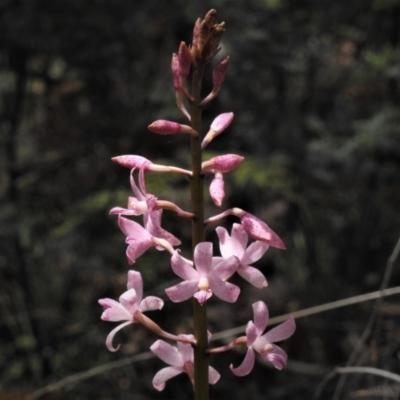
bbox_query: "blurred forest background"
[1,0,400,399]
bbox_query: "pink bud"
[111,155,152,169]
[148,120,197,136]
[178,42,192,78]
[201,112,234,149]
[209,173,225,206]
[202,154,244,173]
[171,53,180,90]
[210,112,234,133]
[213,56,230,87]
[232,208,286,249]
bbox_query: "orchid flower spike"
[98,271,164,352]
[165,242,240,305]
[216,223,269,288]
[230,301,296,376]
[151,334,220,391]
[201,112,234,149]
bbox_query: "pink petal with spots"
[193,242,213,274]
[237,265,267,288]
[165,280,198,303]
[171,251,199,280]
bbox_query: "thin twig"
[332,236,400,400]
[314,366,400,399]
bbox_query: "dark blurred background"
[1,0,400,399]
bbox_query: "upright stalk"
[190,61,209,400]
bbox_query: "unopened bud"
[231,208,286,249]
[148,120,197,136]
[202,154,244,173]
[178,42,192,79]
[171,53,180,90]
[201,112,234,149]
[213,56,230,87]
[209,173,225,206]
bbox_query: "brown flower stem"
[190,60,209,400]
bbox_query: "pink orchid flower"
[117,216,175,264]
[216,223,269,288]
[165,242,240,305]
[151,334,220,391]
[110,167,181,248]
[98,270,164,352]
[230,301,296,376]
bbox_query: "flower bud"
[148,120,197,136]
[209,173,225,206]
[201,112,234,149]
[171,53,180,90]
[202,154,244,173]
[213,56,230,87]
[232,208,286,249]
[178,42,192,79]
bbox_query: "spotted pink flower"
[216,223,269,288]
[151,334,220,391]
[165,242,240,305]
[230,301,295,376]
[98,271,164,352]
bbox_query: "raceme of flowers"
[99,9,295,393]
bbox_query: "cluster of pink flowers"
[99,9,295,393]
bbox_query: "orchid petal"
[177,336,195,364]
[105,321,133,352]
[165,280,198,302]
[150,340,183,366]
[208,366,221,384]
[252,301,269,334]
[126,239,154,264]
[230,348,255,376]
[208,276,240,303]
[118,289,138,315]
[140,296,164,312]
[109,206,137,216]
[245,321,259,346]
[130,168,146,200]
[194,242,213,274]
[152,366,183,391]
[215,226,232,258]
[194,289,212,305]
[118,216,152,240]
[264,316,296,343]
[213,255,239,279]
[237,265,267,288]
[127,270,143,301]
[98,299,132,322]
[262,344,288,370]
[230,223,248,256]
[241,241,269,264]
[171,251,199,280]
